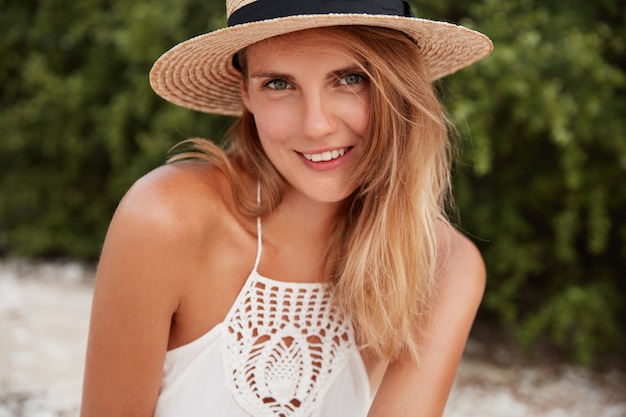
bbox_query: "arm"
[367,226,486,417]
[80,165,204,416]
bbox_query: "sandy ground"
[0,260,625,417]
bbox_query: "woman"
[81,1,493,416]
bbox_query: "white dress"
[153,216,372,417]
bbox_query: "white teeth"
[303,147,347,162]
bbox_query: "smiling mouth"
[302,147,351,162]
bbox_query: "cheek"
[253,106,297,145]
[345,98,370,138]
[357,104,370,135]
[337,87,371,135]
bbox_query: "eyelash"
[338,73,365,86]
[262,72,367,91]
[264,79,292,90]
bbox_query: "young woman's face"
[241,29,370,205]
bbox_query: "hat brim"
[149,14,493,116]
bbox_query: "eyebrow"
[249,70,294,81]
[330,65,366,78]
[249,65,366,82]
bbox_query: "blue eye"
[265,79,291,90]
[340,73,364,86]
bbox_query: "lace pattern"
[222,275,355,417]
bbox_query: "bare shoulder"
[94,160,237,300]
[93,160,238,321]
[436,222,486,299]
[82,161,235,415]
[367,223,486,417]
[116,161,230,234]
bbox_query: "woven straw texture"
[150,1,493,116]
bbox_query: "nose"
[300,90,338,139]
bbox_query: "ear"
[240,79,252,113]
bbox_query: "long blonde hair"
[169,26,454,361]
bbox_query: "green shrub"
[438,0,626,365]
[1,0,624,364]
[0,0,233,258]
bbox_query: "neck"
[258,188,348,283]
[278,187,344,239]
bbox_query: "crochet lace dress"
[153,217,371,417]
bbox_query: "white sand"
[1,260,624,417]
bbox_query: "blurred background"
[1,0,625,414]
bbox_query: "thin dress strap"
[252,181,262,272]
[222,181,359,417]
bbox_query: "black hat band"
[228,0,414,27]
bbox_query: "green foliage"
[437,0,626,364]
[517,282,622,365]
[2,0,624,364]
[1,0,232,259]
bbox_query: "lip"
[297,146,353,171]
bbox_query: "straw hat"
[150,0,493,116]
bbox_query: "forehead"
[246,28,358,62]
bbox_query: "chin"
[306,187,355,205]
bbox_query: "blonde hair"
[169,26,455,361]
